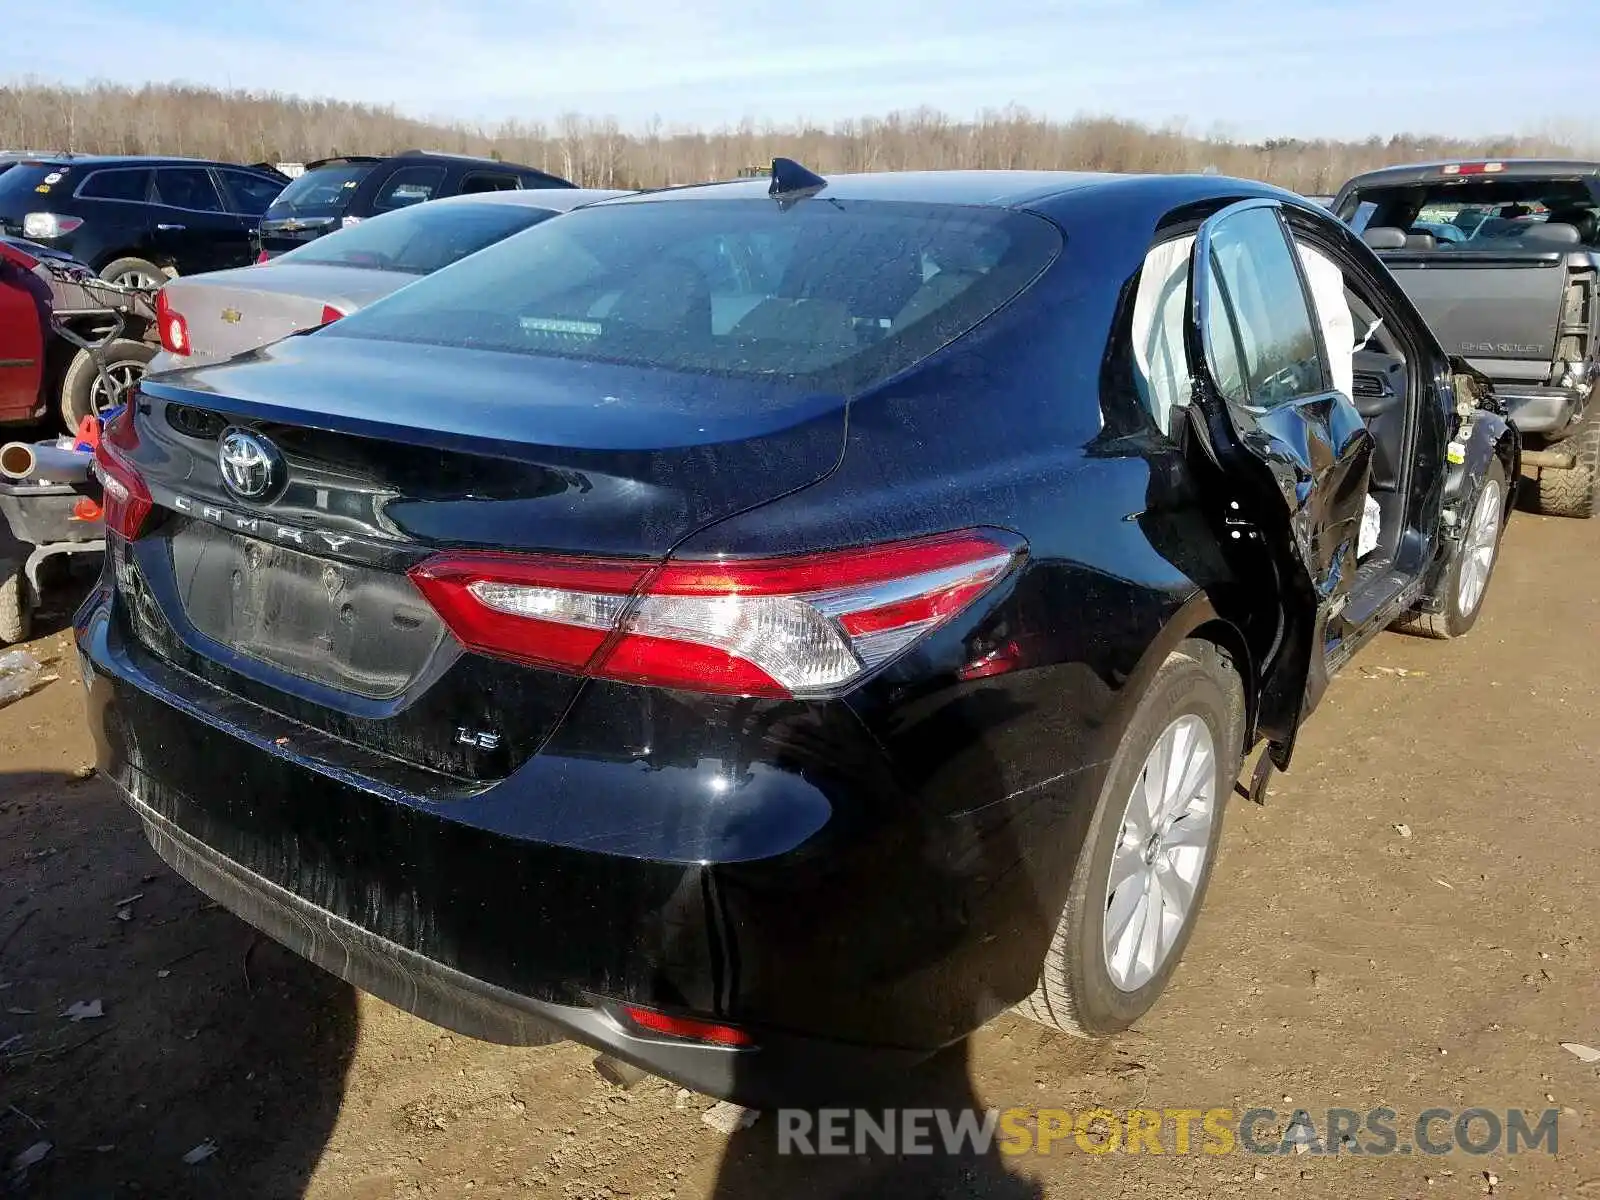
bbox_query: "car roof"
[425,187,630,213]
[597,168,1298,212]
[603,170,1120,208]
[8,153,276,171]
[304,150,551,174]
[1342,158,1600,188]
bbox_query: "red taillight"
[319,304,345,326]
[620,1005,754,1047]
[255,249,270,265]
[155,287,189,356]
[1441,162,1503,177]
[94,408,152,539]
[407,528,1025,698]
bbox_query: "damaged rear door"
[1183,198,1374,768]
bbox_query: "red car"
[0,238,49,425]
[0,236,157,430]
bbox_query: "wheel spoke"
[1126,769,1155,839]
[1156,859,1197,915]
[1107,848,1143,898]
[1163,814,1210,849]
[1135,882,1162,978]
[1105,871,1146,952]
[1142,733,1170,825]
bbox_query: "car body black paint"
[254,151,575,258]
[78,170,1502,1106]
[0,155,289,275]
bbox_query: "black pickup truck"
[1333,160,1600,516]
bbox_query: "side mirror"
[1361,227,1407,251]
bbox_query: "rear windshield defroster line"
[323,197,1064,396]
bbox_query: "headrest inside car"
[1403,231,1436,251]
[1524,222,1580,245]
[1362,227,1407,250]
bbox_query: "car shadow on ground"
[708,1041,1045,1199]
[0,769,357,1199]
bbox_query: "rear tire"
[1536,408,1600,519]
[59,339,156,430]
[0,559,29,646]
[99,256,168,291]
[1015,639,1244,1038]
[1393,457,1508,640]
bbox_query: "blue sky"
[3,0,1588,140]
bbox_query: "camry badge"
[217,429,284,502]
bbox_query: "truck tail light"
[319,304,344,326]
[408,529,1025,697]
[94,408,152,539]
[155,287,189,356]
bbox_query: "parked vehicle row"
[149,186,624,372]
[74,159,1517,1107]
[0,148,582,432]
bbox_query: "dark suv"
[0,155,289,287]
[253,150,575,259]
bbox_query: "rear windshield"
[326,198,1063,391]
[268,162,378,216]
[1341,177,1600,249]
[275,199,557,275]
[0,163,70,202]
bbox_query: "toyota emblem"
[217,429,284,501]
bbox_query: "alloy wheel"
[1456,477,1502,618]
[1103,714,1217,992]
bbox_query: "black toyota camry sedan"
[77,160,1517,1107]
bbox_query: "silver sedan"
[148,187,626,372]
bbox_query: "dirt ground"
[2,491,1598,1200]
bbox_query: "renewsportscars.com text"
[776,1107,1562,1157]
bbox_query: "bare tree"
[0,80,1577,193]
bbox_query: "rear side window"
[329,198,1063,392]
[460,172,520,195]
[1204,206,1327,406]
[218,170,284,215]
[154,168,225,213]
[275,200,555,275]
[79,168,152,202]
[268,162,377,216]
[374,166,447,211]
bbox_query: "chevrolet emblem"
[221,308,243,324]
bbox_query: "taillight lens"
[94,408,152,539]
[155,287,189,356]
[255,249,270,265]
[408,529,1025,697]
[319,304,345,326]
[21,212,83,239]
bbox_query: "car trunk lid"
[116,334,848,780]
[160,264,407,363]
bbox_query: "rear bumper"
[121,783,929,1107]
[76,585,1089,1105]
[1497,385,1584,436]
